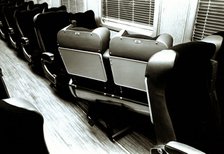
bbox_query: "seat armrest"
[21,37,29,46]
[156,33,173,48]
[0,21,3,27]
[41,52,54,64]
[165,141,205,154]
[8,27,14,34]
[150,141,205,154]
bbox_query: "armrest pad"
[41,52,54,63]
[145,49,176,84]
[21,37,29,45]
[165,141,205,154]
[156,33,173,48]
[8,27,14,34]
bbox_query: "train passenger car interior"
[0,0,224,153]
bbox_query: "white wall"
[86,0,100,24]
[33,0,60,7]
[51,0,61,7]
[158,0,199,45]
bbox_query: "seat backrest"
[109,30,173,92]
[33,10,70,56]
[4,2,32,33]
[145,41,223,152]
[14,5,45,50]
[0,3,14,39]
[28,2,48,11]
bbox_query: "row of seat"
[0,0,172,114]
[57,25,173,114]
[0,0,79,96]
[0,1,50,153]
[56,12,224,153]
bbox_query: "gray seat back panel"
[110,56,147,91]
[59,47,107,82]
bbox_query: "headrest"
[172,41,215,66]
[110,30,173,61]
[69,10,97,29]
[15,6,43,41]
[29,2,48,12]
[34,11,71,52]
[34,11,70,28]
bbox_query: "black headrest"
[29,2,48,12]
[34,11,71,53]
[70,10,97,29]
[172,41,215,68]
[15,6,43,46]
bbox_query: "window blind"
[102,0,155,28]
[193,0,224,40]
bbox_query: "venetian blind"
[102,0,155,28]
[193,0,224,40]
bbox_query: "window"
[192,0,224,40]
[61,0,85,13]
[101,0,155,32]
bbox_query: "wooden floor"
[0,39,155,154]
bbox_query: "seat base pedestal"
[87,101,132,141]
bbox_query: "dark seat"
[0,1,15,40]
[33,10,75,94]
[0,1,19,41]
[14,3,48,70]
[2,1,33,49]
[0,98,49,154]
[145,39,223,153]
[0,68,49,154]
